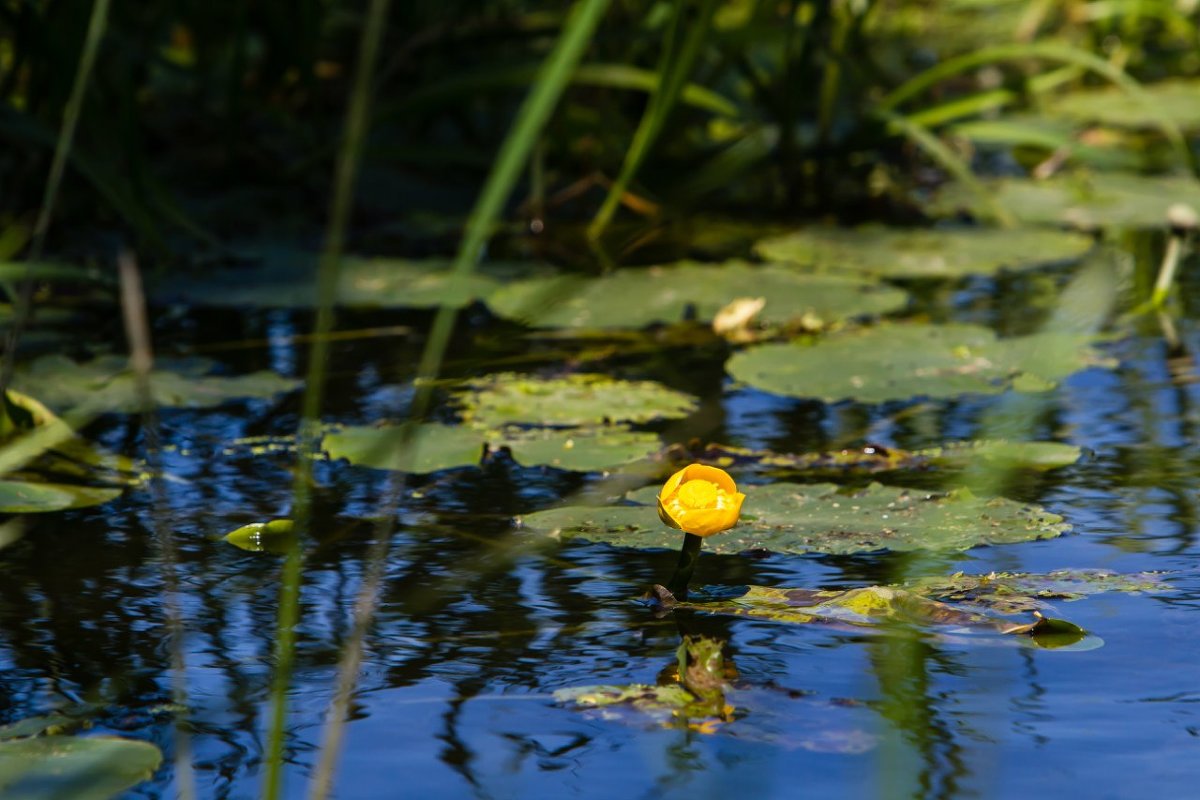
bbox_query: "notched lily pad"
[322,423,486,473]
[520,481,1069,556]
[903,569,1169,615]
[929,172,1200,229]
[754,226,1093,279]
[500,426,662,471]
[13,355,299,413]
[0,735,162,800]
[486,260,908,329]
[454,373,696,427]
[726,323,1109,403]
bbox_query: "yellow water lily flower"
[657,464,745,537]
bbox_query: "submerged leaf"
[520,481,1068,556]
[13,355,299,413]
[929,172,1200,229]
[726,323,1108,403]
[455,373,696,427]
[486,261,908,329]
[903,569,1169,615]
[0,736,161,800]
[754,226,1093,278]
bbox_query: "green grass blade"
[877,41,1194,173]
[880,110,1017,228]
[262,1,393,799]
[588,0,717,240]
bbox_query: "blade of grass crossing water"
[306,2,611,797]
[263,0,393,798]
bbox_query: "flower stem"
[665,532,703,600]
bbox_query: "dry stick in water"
[118,251,196,800]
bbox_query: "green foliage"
[454,373,696,427]
[0,735,161,800]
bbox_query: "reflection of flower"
[657,464,745,537]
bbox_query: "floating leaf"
[754,226,1093,278]
[501,426,662,471]
[929,172,1200,229]
[669,439,1081,474]
[455,373,696,427]
[520,481,1068,556]
[13,355,299,413]
[322,423,486,473]
[486,261,908,329]
[0,480,121,513]
[726,323,1107,403]
[0,736,161,800]
[222,519,297,553]
[156,249,546,310]
[903,569,1169,615]
[1051,79,1200,131]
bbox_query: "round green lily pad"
[322,423,487,473]
[0,735,162,800]
[929,172,1200,229]
[455,373,697,427]
[501,426,662,471]
[486,260,908,329]
[519,481,1069,556]
[754,226,1093,278]
[725,322,1107,403]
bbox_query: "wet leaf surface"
[0,735,161,800]
[454,373,697,427]
[222,519,297,553]
[500,426,662,471]
[0,480,121,513]
[520,481,1069,555]
[13,355,300,413]
[486,261,908,329]
[322,423,487,473]
[726,323,1108,403]
[754,225,1093,278]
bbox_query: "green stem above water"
[666,532,704,600]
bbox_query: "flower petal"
[680,464,738,494]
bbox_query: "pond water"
[2,237,1200,800]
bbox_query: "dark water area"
[3,244,1200,799]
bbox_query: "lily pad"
[322,423,486,473]
[726,323,1108,403]
[454,373,696,427]
[1051,79,1200,131]
[486,261,908,329]
[519,481,1068,556]
[156,249,546,310]
[753,226,1093,278]
[672,439,1081,474]
[0,736,161,800]
[501,426,662,471]
[13,355,300,413]
[929,172,1200,229]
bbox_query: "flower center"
[676,479,721,510]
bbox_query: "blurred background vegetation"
[5,0,1199,266]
